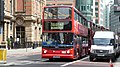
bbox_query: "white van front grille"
[95,50,109,54]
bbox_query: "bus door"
[73,35,82,58]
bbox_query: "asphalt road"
[6,54,111,67]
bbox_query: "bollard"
[0,43,7,64]
[109,59,113,67]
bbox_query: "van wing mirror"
[109,43,112,46]
[114,44,117,48]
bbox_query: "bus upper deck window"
[66,16,71,19]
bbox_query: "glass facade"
[95,2,98,5]
[110,4,120,34]
[75,0,93,21]
[0,0,4,21]
[44,7,72,19]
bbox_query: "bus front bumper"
[42,54,74,59]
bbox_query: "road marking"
[10,61,35,66]
[0,62,15,66]
[61,56,89,67]
[81,56,89,61]
[41,59,49,62]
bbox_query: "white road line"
[61,60,81,67]
[80,56,89,61]
[61,56,89,67]
[0,62,15,66]
[10,61,35,66]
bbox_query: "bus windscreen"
[42,33,73,45]
[44,7,72,19]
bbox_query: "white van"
[89,31,119,61]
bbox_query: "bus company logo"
[53,50,55,52]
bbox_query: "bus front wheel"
[49,58,54,61]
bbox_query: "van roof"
[93,31,114,39]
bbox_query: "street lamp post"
[0,0,4,22]
[25,37,27,52]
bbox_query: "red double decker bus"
[41,5,92,60]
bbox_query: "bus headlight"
[62,51,66,54]
[61,41,63,44]
[67,50,70,54]
[44,50,47,53]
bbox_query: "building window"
[100,14,103,18]
[87,5,89,10]
[10,0,12,15]
[119,16,120,22]
[95,8,98,11]
[95,19,98,24]
[95,13,98,17]
[101,0,103,3]
[87,5,91,11]
[95,2,98,5]
[81,6,84,11]
[15,0,24,12]
[100,9,103,12]
[81,5,86,11]
[10,22,12,30]
[84,6,86,11]
[101,4,103,8]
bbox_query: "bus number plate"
[53,56,60,58]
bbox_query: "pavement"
[0,47,42,66]
[7,47,42,57]
[114,63,120,67]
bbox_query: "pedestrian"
[7,38,11,50]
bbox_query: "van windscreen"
[93,38,114,45]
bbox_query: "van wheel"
[89,56,93,61]
[116,53,119,58]
[111,56,115,62]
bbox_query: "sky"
[105,0,114,5]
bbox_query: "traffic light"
[0,0,4,21]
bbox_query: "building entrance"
[16,26,25,48]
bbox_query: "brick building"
[0,0,46,49]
